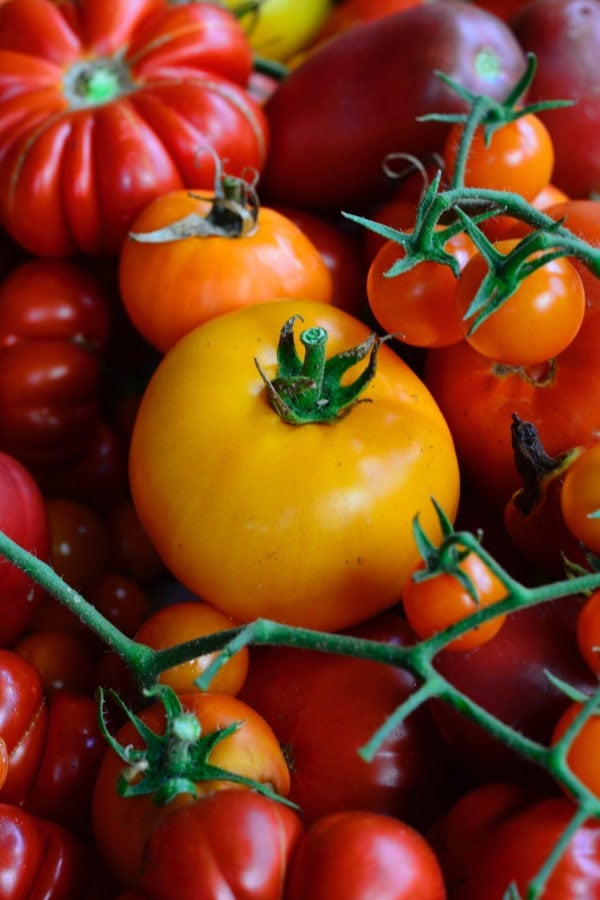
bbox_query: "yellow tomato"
[129,300,460,632]
[225,0,333,62]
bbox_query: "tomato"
[366,229,476,348]
[224,0,332,62]
[481,181,569,243]
[560,443,600,553]
[138,789,303,900]
[259,2,527,211]
[430,596,598,785]
[118,187,333,353]
[433,785,600,899]
[551,701,600,797]
[238,612,462,829]
[45,497,110,593]
[444,112,554,200]
[128,299,460,631]
[92,691,291,887]
[0,801,105,899]
[0,451,49,646]
[0,0,268,257]
[315,0,426,42]
[0,651,105,832]
[87,573,150,638]
[13,629,96,694]
[105,499,166,585]
[285,809,446,900]
[576,590,600,675]
[402,550,507,652]
[454,238,585,366]
[511,0,600,198]
[133,601,249,696]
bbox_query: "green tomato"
[225,0,333,62]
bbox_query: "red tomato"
[260,2,527,211]
[285,809,446,900]
[92,691,291,887]
[0,0,268,257]
[551,702,600,797]
[44,497,110,593]
[402,551,507,651]
[238,613,461,829]
[444,112,554,200]
[13,629,96,694]
[511,0,600,198]
[0,451,49,645]
[137,790,303,900]
[576,590,600,675]
[560,443,600,554]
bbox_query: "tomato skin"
[0,451,49,646]
[128,299,460,632]
[0,650,48,805]
[259,2,527,211]
[285,809,446,900]
[402,551,507,651]
[238,613,461,829]
[444,113,554,201]
[511,0,600,198]
[576,590,600,675]
[560,443,600,553]
[138,789,304,900]
[92,692,291,887]
[119,193,333,353]
[0,0,267,257]
[551,702,600,797]
[44,497,110,593]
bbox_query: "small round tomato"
[92,691,291,887]
[560,443,600,553]
[87,573,150,639]
[455,239,586,366]
[106,499,166,585]
[138,790,303,900]
[285,809,446,900]
[45,498,110,594]
[128,299,460,631]
[402,550,507,651]
[576,590,600,675]
[444,112,554,200]
[367,229,476,347]
[119,187,333,354]
[134,601,249,696]
[13,630,96,695]
[551,701,600,797]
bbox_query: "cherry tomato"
[576,590,600,675]
[560,443,600,553]
[402,550,507,651]
[87,573,150,639]
[551,701,600,798]
[45,497,110,593]
[285,809,446,900]
[13,630,95,695]
[444,112,554,200]
[455,238,586,366]
[134,601,249,696]
[106,499,166,585]
[367,228,476,347]
[138,790,303,900]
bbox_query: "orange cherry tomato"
[560,443,600,554]
[551,702,600,798]
[576,590,600,676]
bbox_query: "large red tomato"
[0,0,268,257]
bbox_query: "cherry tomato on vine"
[551,702,600,798]
[367,229,476,347]
[402,550,507,651]
[444,112,554,200]
[560,443,600,554]
[455,238,585,366]
[576,590,600,675]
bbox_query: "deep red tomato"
[285,809,446,900]
[511,0,600,198]
[0,0,268,257]
[238,613,462,829]
[44,497,110,593]
[0,451,49,645]
[402,551,507,651]
[260,2,527,211]
[137,790,303,900]
[432,783,600,898]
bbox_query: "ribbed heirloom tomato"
[128,299,460,631]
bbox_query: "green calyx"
[255,314,385,425]
[98,684,292,808]
[63,56,134,108]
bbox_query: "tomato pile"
[2,0,600,897]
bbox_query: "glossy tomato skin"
[119,193,333,353]
[128,300,460,632]
[285,810,446,900]
[259,2,527,211]
[0,452,49,645]
[138,790,304,900]
[0,0,267,257]
[92,692,291,887]
[238,613,462,829]
[511,0,600,198]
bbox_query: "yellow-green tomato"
[129,300,460,632]
[224,0,333,62]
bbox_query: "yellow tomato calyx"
[255,314,385,424]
